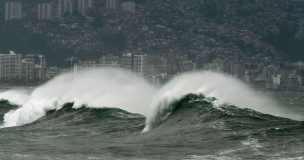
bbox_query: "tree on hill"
[72,10,83,17]
[91,16,104,28]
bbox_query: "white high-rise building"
[38,4,44,20]
[22,59,35,80]
[57,4,63,17]
[38,3,52,20]
[78,0,93,16]
[41,4,47,19]
[47,4,53,19]
[88,0,93,7]
[106,0,119,9]
[122,2,135,13]
[133,55,147,77]
[78,0,86,16]
[121,52,133,71]
[121,53,147,77]
[58,0,74,17]
[100,54,119,65]
[5,2,22,21]
[64,0,74,15]
[0,51,22,79]
[24,55,46,68]
[24,54,47,80]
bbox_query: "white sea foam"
[0,89,31,105]
[0,68,157,128]
[143,71,302,132]
[0,70,301,130]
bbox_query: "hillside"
[0,0,304,67]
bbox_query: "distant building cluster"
[1,49,303,90]
[0,51,55,83]
[62,49,304,91]
[4,0,95,21]
[203,58,304,91]
[46,0,94,18]
[4,0,137,21]
[65,52,149,77]
[62,50,196,87]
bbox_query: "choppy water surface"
[0,69,304,160]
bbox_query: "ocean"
[0,69,303,160]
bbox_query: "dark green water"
[0,93,304,160]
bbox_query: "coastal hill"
[0,0,303,67]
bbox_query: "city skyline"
[1,0,304,91]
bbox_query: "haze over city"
[0,0,304,91]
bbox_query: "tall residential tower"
[38,3,53,20]
[0,51,22,79]
[5,2,22,21]
[122,2,135,13]
[106,0,119,9]
[58,0,74,17]
[78,0,93,16]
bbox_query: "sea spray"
[0,89,31,105]
[0,70,300,131]
[143,71,302,132]
[0,68,157,128]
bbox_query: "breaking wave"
[0,68,156,128]
[143,72,303,132]
[21,102,145,132]
[0,69,301,132]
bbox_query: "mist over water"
[0,68,157,128]
[144,71,303,131]
[0,69,301,130]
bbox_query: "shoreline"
[0,85,37,89]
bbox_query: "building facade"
[38,3,53,20]
[58,0,74,17]
[22,60,35,80]
[74,61,119,73]
[106,0,119,9]
[0,51,22,79]
[122,2,135,13]
[5,2,22,21]
[78,0,93,16]
[100,54,119,65]
[121,52,133,70]
[133,55,147,77]
[24,55,46,68]
[23,55,47,80]
[121,53,147,77]
[35,67,47,81]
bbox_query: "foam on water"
[0,68,157,128]
[143,71,302,132]
[0,70,301,130]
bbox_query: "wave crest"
[143,71,302,132]
[0,70,301,131]
[0,68,156,128]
